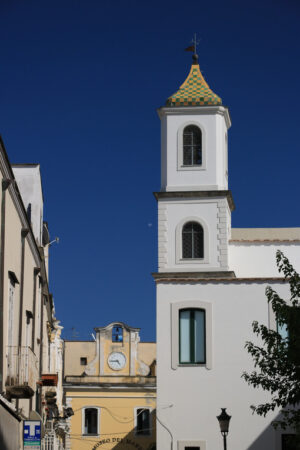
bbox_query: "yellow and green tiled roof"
[166,63,222,107]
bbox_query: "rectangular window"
[282,434,298,450]
[80,357,87,365]
[136,408,151,436]
[84,408,99,435]
[178,442,205,450]
[179,309,205,364]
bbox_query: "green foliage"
[242,251,300,433]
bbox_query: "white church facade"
[154,53,300,450]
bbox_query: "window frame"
[182,221,204,259]
[183,125,202,166]
[134,407,153,437]
[171,301,212,370]
[178,440,206,450]
[177,122,206,172]
[175,217,209,265]
[179,308,206,364]
[82,406,100,436]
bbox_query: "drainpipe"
[0,179,11,391]
[32,268,40,352]
[39,286,44,414]
[18,228,29,348]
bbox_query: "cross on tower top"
[185,33,200,64]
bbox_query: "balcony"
[41,374,58,386]
[6,346,39,398]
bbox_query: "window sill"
[178,165,206,172]
[82,434,99,437]
[177,258,208,265]
[178,363,206,367]
[180,258,204,261]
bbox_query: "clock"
[107,352,126,370]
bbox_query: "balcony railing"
[6,346,39,398]
[41,374,58,386]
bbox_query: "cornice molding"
[0,138,41,267]
[157,105,231,129]
[94,321,140,333]
[153,190,235,211]
[152,273,286,284]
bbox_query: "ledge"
[153,190,235,211]
[152,271,236,280]
[152,272,286,283]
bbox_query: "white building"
[0,142,66,449]
[154,53,300,450]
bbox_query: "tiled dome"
[166,62,222,107]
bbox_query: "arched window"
[179,309,206,364]
[183,125,202,166]
[83,407,99,435]
[182,222,204,259]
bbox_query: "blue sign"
[23,420,41,448]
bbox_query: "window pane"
[179,310,191,363]
[85,408,98,434]
[193,146,202,165]
[193,225,204,258]
[182,222,204,259]
[183,147,192,165]
[194,310,205,363]
[182,232,193,258]
[137,409,150,435]
[183,126,202,166]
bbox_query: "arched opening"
[183,125,202,166]
[182,221,204,259]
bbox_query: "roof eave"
[157,105,231,129]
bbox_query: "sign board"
[23,420,41,449]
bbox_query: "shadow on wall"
[90,428,156,450]
[247,412,296,450]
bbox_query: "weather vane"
[185,33,200,63]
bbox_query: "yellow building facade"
[64,322,156,450]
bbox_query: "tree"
[242,251,300,437]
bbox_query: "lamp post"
[217,408,231,450]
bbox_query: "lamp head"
[217,408,231,435]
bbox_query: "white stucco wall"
[12,165,43,245]
[158,197,231,272]
[159,107,229,192]
[156,281,289,450]
[229,242,300,277]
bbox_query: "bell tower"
[155,52,234,273]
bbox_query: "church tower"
[154,49,299,450]
[155,52,234,275]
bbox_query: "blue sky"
[0,0,299,341]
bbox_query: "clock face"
[107,352,126,371]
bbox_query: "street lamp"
[217,408,231,450]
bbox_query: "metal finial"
[192,33,200,64]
